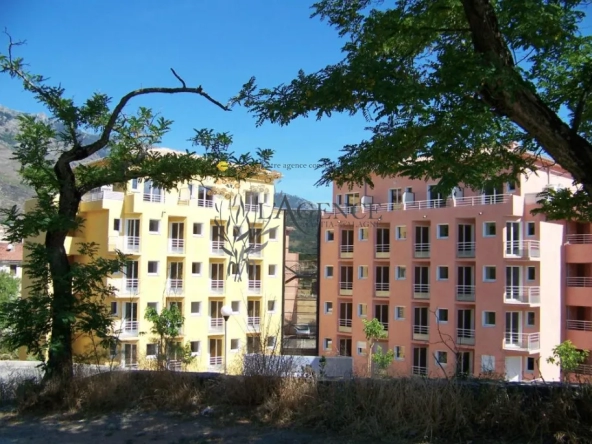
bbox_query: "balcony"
[166,279,184,296]
[338,318,352,333]
[120,320,139,337]
[211,241,225,256]
[504,286,540,305]
[124,236,140,254]
[210,280,224,294]
[566,277,592,306]
[81,190,125,203]
[414,243,430,258]
[567,319,592,331]
[565,235,592,263]
[248,243,263,258]
[413,284,430,300]
[504,240,540,259]
[247,316,261,332]
[209,356,223,368]
[456,328,475,346]
[575,364,592,375]
[375,243,390,259]
[456,285,475,302]
[168,238,185,254]
[112,278,139,297]
[503,332,540,352]
[245,203,259,212]
[380,321,389,331]
[209,317,224,333]
[340,244,354,259]
[457,242,476,258]
[143,193,165,203]
[375,282,390,297]
[340,281,353,296]
[198,198,214,208]
[412,366,428,376]
[412,325,429,341]
[248,280,262,294]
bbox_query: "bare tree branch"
[170,68,186,88]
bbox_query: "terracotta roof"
[0,242,23,263]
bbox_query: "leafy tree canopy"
[233,0,592,220]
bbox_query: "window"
[110,302,118,316]
[233,226,240,238]
[357,341,367,356]
[130,178,139,190]
[324,338,333,350]
[231,301,240,313]
[483,222,496,237]
[358,303,368,317]
[113,218,121,231]
[359,227,369,240]
[148,219,160,233]
[231,263,239,275]
[526,311,536,327]
[396,266,406,280]
[193,223,203,236]
[146,344,157,357]
[358,265,368,279]
[437,266,449,280]
[191,262,202,275]
[230,339,240,352]
[147,302,158,312]
[324,302,333,314]
[190,302,201,315]
[325,266,334,278]
[481,355,495,373]
[267,300,276,312]
[507,181,516,192]
[527,222,536,236]
[435,351,448,365]
[269,227,278,241]
[395,226,407,240]
[190,341,200,356]
[437,224,449,239]
[395,306,405,320]
[526,357,535,372]
[483,311,496,327]
[394,346,405,360]
[437,308,448,323]
[484,266,496,282]
[267,336,276,348]
[268,264,277,277]
[326,230,334,241]
[527,266,536,281]
[147,261,158,275]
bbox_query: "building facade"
[22,152,285,372]
[318,158,592,381]
[0,241,23,279]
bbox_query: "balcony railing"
[575,364,592,375]
[375,282,390,292]
[81,190,125,202]
[503,332,540,351]
[248,280,262,294]
[166,279,184,295]
[412,366,428,376]
[457,242,476,258]
[505,240,540,258]
[566,234,592,244]
[124,236,140,253]
[248,243,263,257]
[413,325,429,336]
[339,318,352,328]
[209,317,224,333]
[198,198,214,208]
[341,244,354,253]
[210,280,224,294]
[456,285,475,301]
[413,284,430,299]
[567,319,592,331]
[380,321,389,331]
[121,320,139,336]
[567,277,592,287]
[211,240,225,255]
[209,356,223,367]
[414,243,430,258]
[457,328,476,345]
[375,243,390,253]
[245,203,259,212]
[168,238,184,254]
[504,286,540,304]
[340,281,353,290]
[247,316,261,329]
[143,193,164,203]
[122,278,139,295]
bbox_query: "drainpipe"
[315,210,321,357]
[281,209,286,356]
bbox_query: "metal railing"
[211,240,225,255]
[210,280,224,294]
[413,284,430,297]
[121,320,139,335]
[209,317,224,332]
[375,282,390,292]
[341,244,354,253]
[380,321,389,331]
[248,280,262,294]
[248,243,263,257]
[413,325,429,335]
[414,243,430,257]
[566,277,592,287]
[503,332,540,351]
[340,281,353,290]
[339,318,352,328]
[566,319,592,331]
[247,316,261,328]
[166,278,183,295]
[123,278,139,295]
[505,240,541,258]
[412,366,428,376]
[375,243,390,253]
[198,198,214,208]
[566,234,592,244]
[457,328,475,344]
[168,238,184,254]
[209,356,223,366]
[81,190,124,202]
[124,236,140,253]
[504,286,541,304]
[457,242,476,257]
[575,364,592,375]
[245,203,259,212]
[143,193,164,203]
[456,285,475,301]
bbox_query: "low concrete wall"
[243,355,353,378]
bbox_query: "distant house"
[0,241,23,279]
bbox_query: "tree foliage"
[234,0,592,218]
[547,340,589,380]
[0,35,273,380]
[0,271,19,306]
[362,317,388,375]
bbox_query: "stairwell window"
[359,227,369,241]
[526,222,536,236]
[394,346,405,360]
[326,230,335,241]
[268,264,277,277]
[396,266,406,280]
[269,227,278,241]
[193,223,203,236]
[325,266,334,278]
[437,224,449,239]
[147,261,159,275]
[358,265,368,279]
[113,218,121,232]
[483,222,496,237]
[483,266,496,282]
[435,351,448,365]
[395,226,407,240]
[148,219,160,234]
[324,302,333,314]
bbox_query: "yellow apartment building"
[21,148,285,373]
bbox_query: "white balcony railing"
[124,236,140,253]
[504,286,540,304]
[567,277,592,287]
[209,356,223,367]
[121,320,139,336]
[567,320,592,331]
[209,317,224,333]
[143,193,164,203]
[339,318,352,328]
[211,241,225,255]
[122,278,139,295]
[414,243,430,257]
[457,328,475,344]
[503,332,540,351]
[166,278,183,295]
[413,284,430,296]
[210,280,224,294]
[168,238,185,254]
[375,282,390,292]
[81,190,125,202]
[413,325,429,336]
[341,244,354,253]
[380,321,389,331]
[245,203,259,212]
[248,280,262,294]
[575,364,592,375]
[375,243,390,253]
[247,316,261,329]
[198,198,214,208]
[340,281,353,291]
[566,234,592,244]
[456,285,475,301]
[412,366,428,376]
[457,242,476,257]
[505,240,541,258]
[248,243,263,257]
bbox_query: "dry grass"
[4,369,592,443]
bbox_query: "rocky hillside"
[274,192,319,255]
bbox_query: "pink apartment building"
[318,156,592,381]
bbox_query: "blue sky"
[1,0,371,203]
